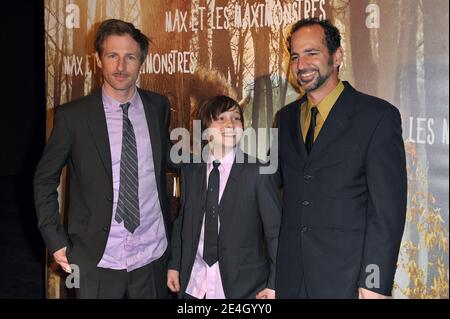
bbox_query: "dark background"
[0,0,46,298]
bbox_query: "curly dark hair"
[94,19,150,64]
[287,18,341,55]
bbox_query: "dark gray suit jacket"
[168,153,281,299]
[34,88,172,283]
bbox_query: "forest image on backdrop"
[44,0,448,298]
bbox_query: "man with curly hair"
[276,18,407,299]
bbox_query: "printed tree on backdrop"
[232,9,250,101]
[248,0,273,133]
[223,0,252,103]
[369,0,401,108]
[211,0,237,90]
[45,0,72,115]
[196,0,209,68]
[90,0,106,92]
[349,0,378,96]
[274,18,290,117]
[71,0,88,100]
[140,0,193,131]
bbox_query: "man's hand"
[53,246,71,273]
[358,288,388,299]
[167,269,180,293]
[256,288,275,299]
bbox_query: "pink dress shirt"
[185,149,236,299]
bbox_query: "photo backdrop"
[44,0,449,298]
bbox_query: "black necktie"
[115,102,140,233]
[203,161,221,266]
[305,106,319,154]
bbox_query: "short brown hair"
[195,95,244,133]
[95,19,150,64]
[287,18,341,55]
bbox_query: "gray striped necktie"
[115,102,140,233]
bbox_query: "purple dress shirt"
[97,87,167,272]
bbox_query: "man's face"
[96,34,143,98]
[289,25,339,93]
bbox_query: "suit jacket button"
[106,197,112,202]
[102,227,108,232]
[302,200,311,207]
[301,226,309,233]
[304,174,312,180]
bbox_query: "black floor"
[0,175,45,298]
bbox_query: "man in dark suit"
[34,19,172,298]
[276,18,407,299]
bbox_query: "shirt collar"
[207,148,236,171]
[306,81,345,119]
[102,86,140,112]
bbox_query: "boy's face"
[206,107,243,155]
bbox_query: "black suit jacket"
[34,88,172,275]
[276,82,407,298]
[168,153,281,299]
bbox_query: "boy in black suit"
[167,96,281,299]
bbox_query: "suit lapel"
[288,96,308,160]
[218,153,245,223]
[192,163,207,250]
[308,82,358,161]
[138,89,162,194]
[86,91,113,183]
[196,162,207,220]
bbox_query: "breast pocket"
[316,144,366,199]
[315,144,357,170]
[326,144,358,155]
[317,152,347,170]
